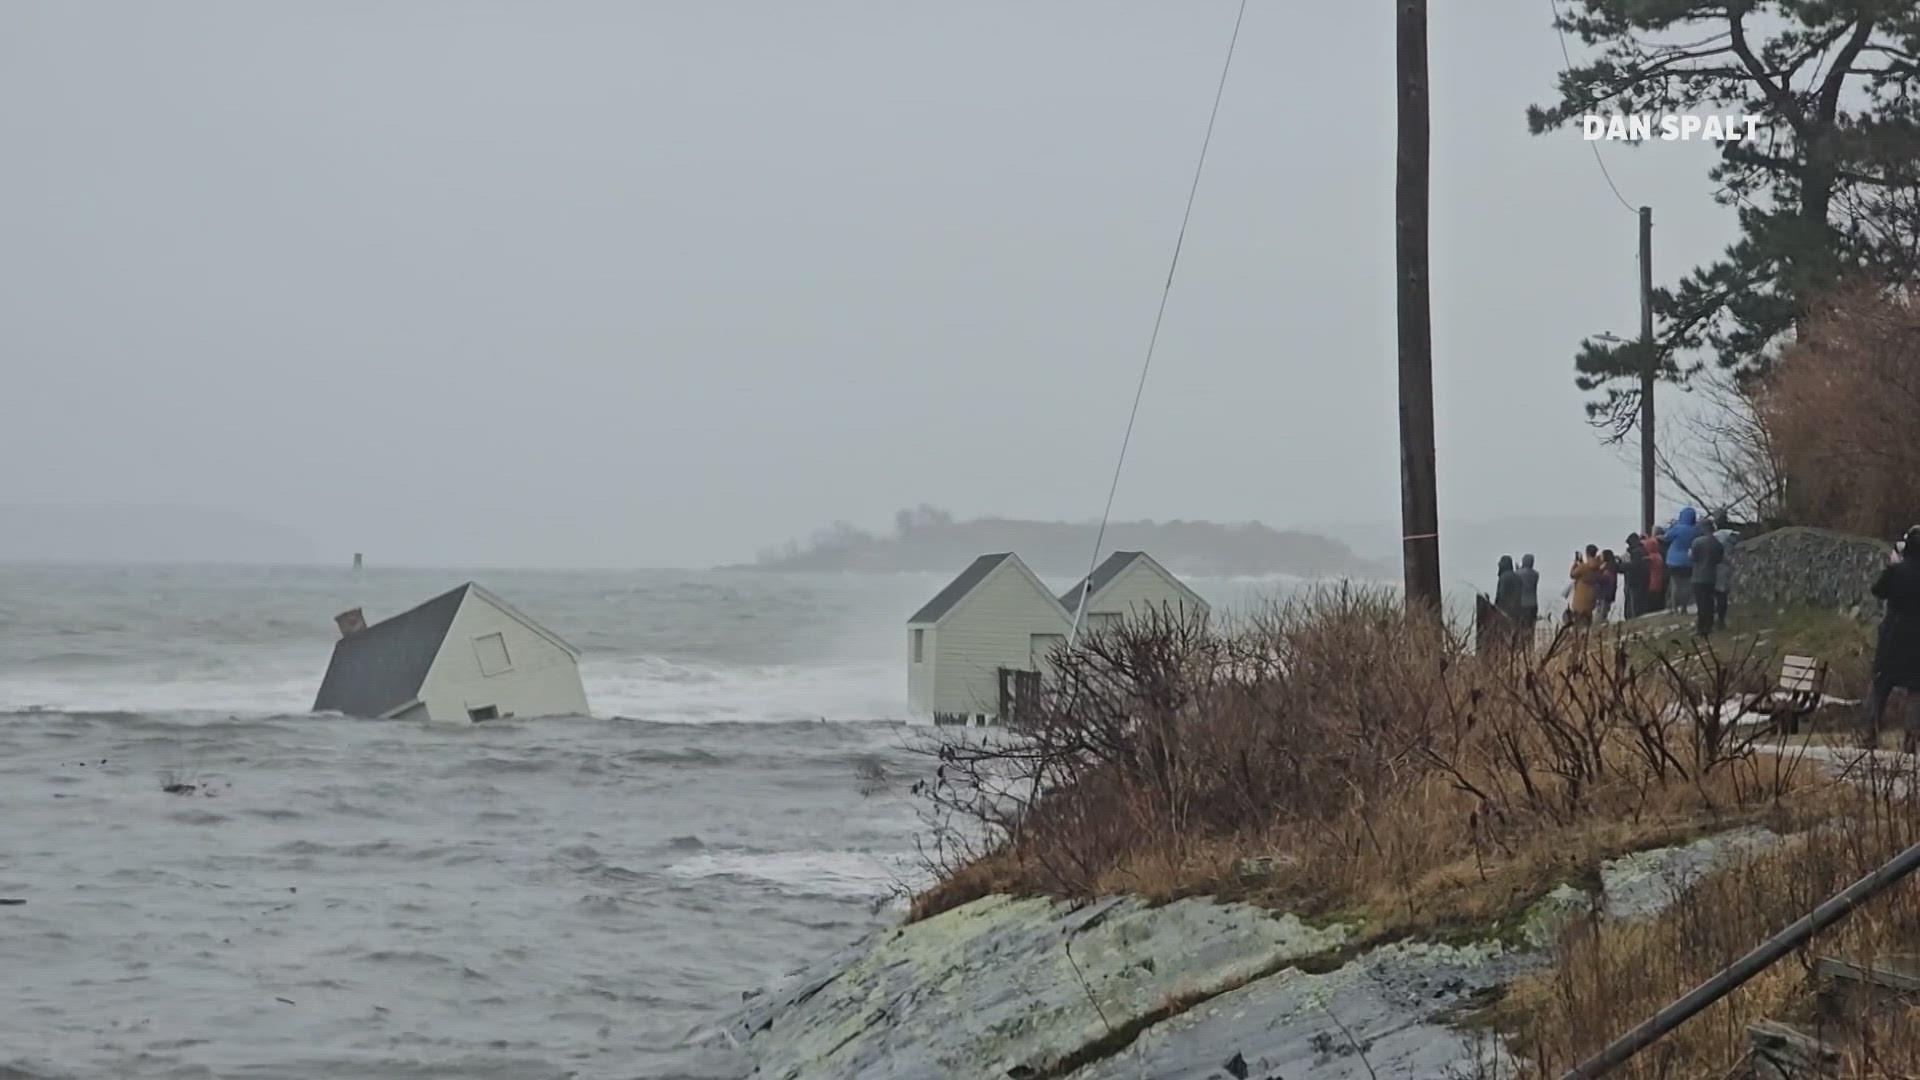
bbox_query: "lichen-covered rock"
[1729,527,1888,615]
[1519,883,1595,948]
[729,830,1788,1079]
[1601,826,1782,919]
[1068,939,1529,1080]
[731,894,1350,1080]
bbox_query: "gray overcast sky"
[0,2,1738,567]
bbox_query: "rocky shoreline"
[724,828,1782,1080]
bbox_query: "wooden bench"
[1815,954,1920,994]
[1747,1019,1838,1080]
[1744,655,1829,736]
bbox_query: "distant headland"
[727,506,1384,574]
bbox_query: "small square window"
[1030,633,1065,666]
[474,632,512,676]
[468,705,500,722]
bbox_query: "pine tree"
[1529,1,1920,431]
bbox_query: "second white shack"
[907,553,1072,722]
[1056,550,1211,629]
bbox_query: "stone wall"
[1728,526,1890,616]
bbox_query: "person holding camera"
[1862,525,1920,751]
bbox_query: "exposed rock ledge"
[726,827,1780,1080]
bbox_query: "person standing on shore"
[1711,519,1740,631]
[1644,532,1668,613]
[1569,546,1604,628]
[1665,508,1702,613]
[1861,526,1920,751]
[1495,556,1523,616]
[1595,549,1620,624]
[1623,533,1649,619]
[1494,555,1524,650]
[1517,553,1541,642]
[1688,518,1724,637]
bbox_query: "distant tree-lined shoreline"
[729,506,1383,574]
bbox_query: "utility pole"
[1637,206,1655,536]
[1396,0,1441,609]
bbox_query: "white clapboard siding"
[417,589,590,723]
[1081,555,1209,624]
[909,555,1072,719]
[908,624,935,717]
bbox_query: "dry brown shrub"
[1502,753,1920,1078]
[908,593,1920,1073]
[909,589,1837,933]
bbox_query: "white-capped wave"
[0,659,319,716]
[663,849,925,899]
[591,657,905,725]
[2,653,906,726]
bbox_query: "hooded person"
[1490,555,1524,652]
[1643,532,1668,612]
[1516,554,1541,640]
[1494,555,1524,621]
[1862,525,1920,751]
[1665,508,1701,612]
[1622,533,1649,619]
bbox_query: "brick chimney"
[335,608,368,638]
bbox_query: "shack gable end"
[1084,555,1209,622]
[927,558,1072,717]
[415,590,590,723]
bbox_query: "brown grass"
[1624,605,1878,700]
[908,590,1920,1074]
[912,590,1844,936]
[1499,754,1920,1078]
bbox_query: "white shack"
[1057,550,1210,630]
[313,582,589,723]
[907,553,1072,724]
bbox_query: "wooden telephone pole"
[1396,0,1441,608]
[1638,206,1655,536]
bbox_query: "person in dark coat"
[1595,549,1621,623]
[1862,525,1920,751]
[1688,518,1724,638]
[1516,554,1541,642]
[1494,556,1523,619]
[1622,533,1649,619]
[1494,555,1525,651]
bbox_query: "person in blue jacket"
[1664,507,1701,613]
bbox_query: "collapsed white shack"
[313,582,589,723]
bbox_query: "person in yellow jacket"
[1568,545,1605,626]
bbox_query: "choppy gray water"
[0,563,1385,1079]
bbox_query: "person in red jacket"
[1643,533,1667,612]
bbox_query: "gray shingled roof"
[1057,551,1145,613]
[908,553,1014,624]
[312,583,470,718]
